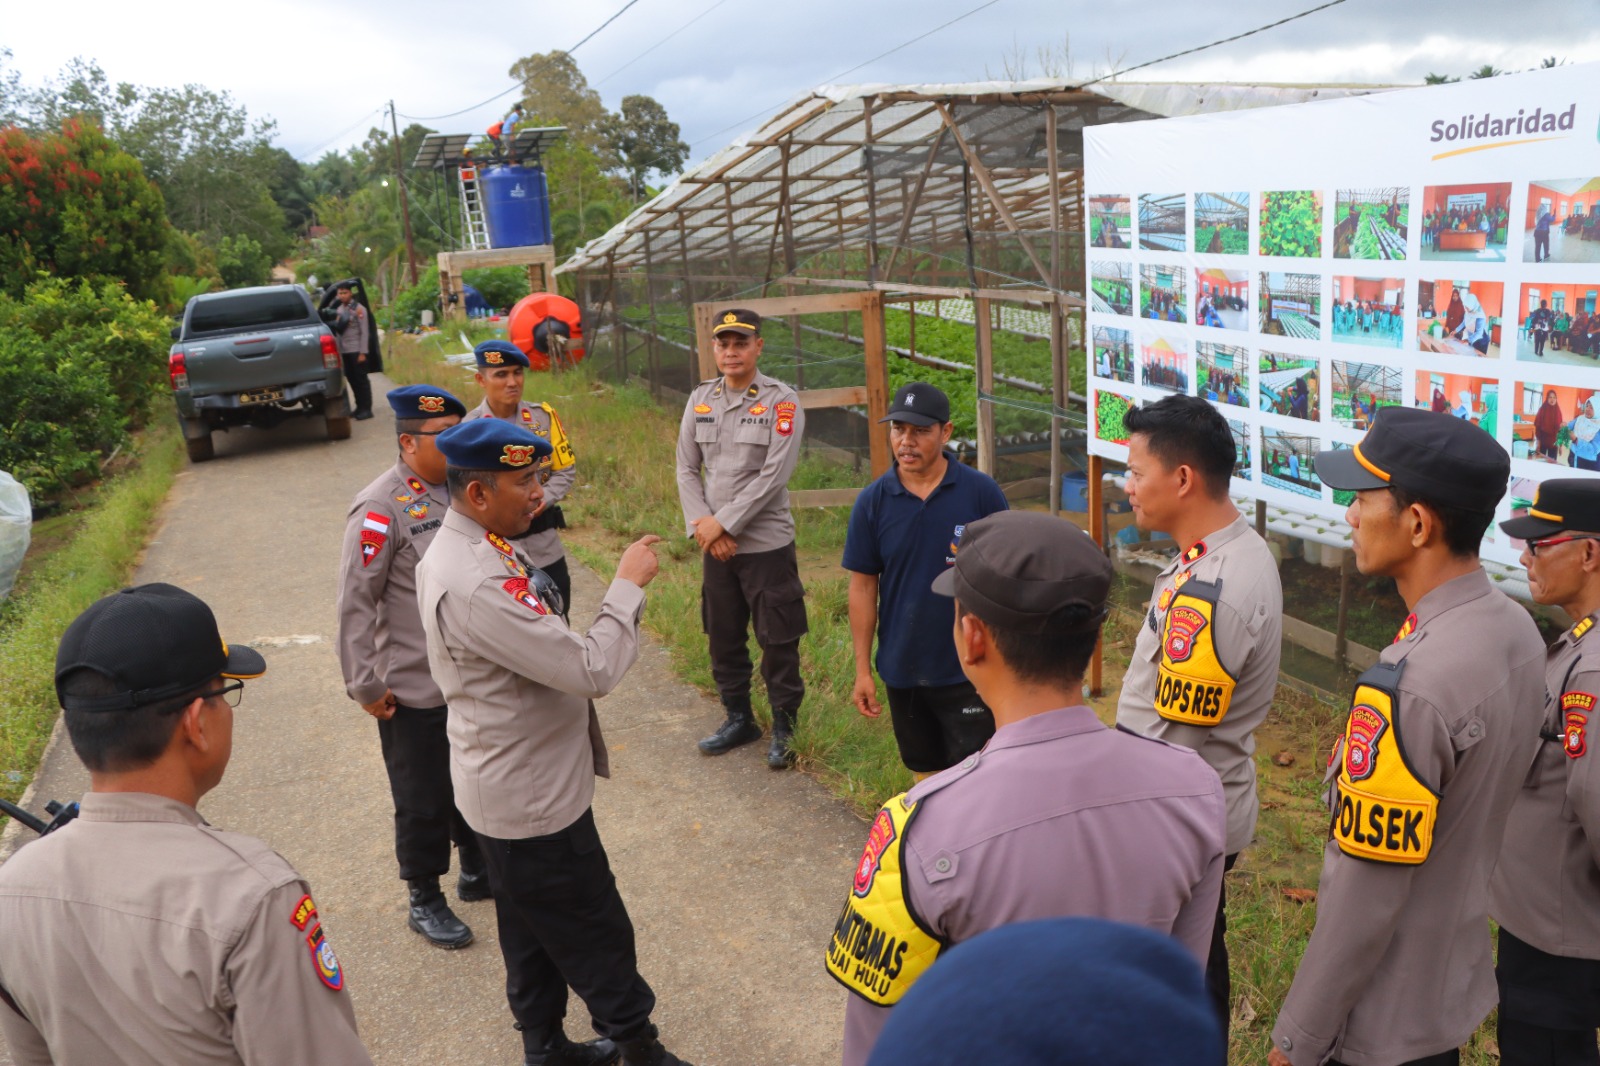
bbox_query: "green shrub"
[463,265,530,311]
[0,330,125,498]
[216,234,273,289]
[384,264,441,329]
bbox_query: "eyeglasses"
[1527,535,1600,557]
[197,680,245,707]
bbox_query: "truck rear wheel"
[185,433,215,463]
[324,394,352,441]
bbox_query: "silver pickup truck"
[168,285,351,462]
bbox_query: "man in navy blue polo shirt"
[843,382,1009,776]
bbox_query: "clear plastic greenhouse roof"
[560,79,1398,276]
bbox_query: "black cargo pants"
[701,541,807,712]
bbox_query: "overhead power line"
[689,0,1004,149]
[297,107,385,161]
[1080,0,1349,86]
[397,0,649,122]
[595,0,732,87]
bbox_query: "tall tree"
[599,94,688,202]
[508,51,608,153]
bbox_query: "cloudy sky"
[5,0,1598,171]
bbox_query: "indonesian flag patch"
[359,512,390,567]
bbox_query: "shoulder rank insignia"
[1573,617,1595,642]
[1393,613,1418,644]
[747,383,760,397]
[520,407,534,425]
[503,577,548,614]
[360,512,390,567]
[407,476,427,496]
[306,923,344,991]
[1183,540,1207,564]
[486,531,516,556]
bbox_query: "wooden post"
[864,96,879,286]
[1088,453,1105,696]
[861,291,891,478]
[974,296,996,476]
[642,231,661,398]
[1255,498,1267,538]
[693,303,717,381]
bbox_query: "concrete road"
[1,376,863,1065]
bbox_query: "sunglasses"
[1527,534,1600,557]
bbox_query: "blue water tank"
[481,165,551,248]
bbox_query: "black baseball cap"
[880,382,951,427]
[1316,406,1509,513]
[55,584,266,713]
[931,512,1111,633]
[712,308,761,336]
[1501,478,1600,540]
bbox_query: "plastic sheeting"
[0,472,32,604]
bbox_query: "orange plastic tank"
[508,292,584,371]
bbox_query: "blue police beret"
[436,418,551,470]
[387,384,467,420]
[475,340,531,369]
[868,918,1221,1066]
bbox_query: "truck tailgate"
[182,327,330,395]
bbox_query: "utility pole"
[389,100,419,286]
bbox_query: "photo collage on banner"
[1083,63,1600,566]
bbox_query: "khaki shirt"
[1116,516,1283,855]
[1490,612,1600,959]
[675,371,804,555]
[841,707,1226,1065]
[1272,569,1546,1066]
[0,792,371,1066]
[336,460,448,708]
[464,398,576,567]
[416,507,644,840]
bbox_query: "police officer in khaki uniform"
[336,384,483,950]
[1492,479,1600,1065]
[675,308,808,767]
[829,511,1226,1066]
[1115,394,1282,1034]
[416,418,692,1066]
[1270,408,1547,1066]
[0,584,372,1065]
[467,340,580,616]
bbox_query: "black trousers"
[883,681,994,773]
[342,350,372,413]
[377,703,481,882]
[701,542,807,712]
[1332,1054,1457,1066]
[1206,852,1238,1038]
[1497,926,1600,1066]
[476,809,656,1040]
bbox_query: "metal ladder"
[458,165,490,250]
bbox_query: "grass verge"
[0,418,183,809]
[383,346,1503,1064]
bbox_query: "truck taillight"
[168,351,188,390]
[320,334,339,369]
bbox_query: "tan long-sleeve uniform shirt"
[415,507,645,840]
[0,792,371,1066]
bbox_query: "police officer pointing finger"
[1492,480,1600,1065]
[1270,408,1546,1066]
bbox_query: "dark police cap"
[1316,406,1508,513]
[1501,478,1600,540]
[436,417,550,470]
[474,340,531,368]
[387,384,467,420]
[930,511,1111,633]
[712,308,761,336]
[879,382,951,427]
[55,583,266,713]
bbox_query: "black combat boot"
[407,877,474,949]
[518,1022,619,1066]
[767,707,797,769]
[616,1024,693,1066]
[696,699,762,756]
[456,843,492,903]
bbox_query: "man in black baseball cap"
[1270,407,1547,1066]
[0,584,376,1063]
[1490,478,1600,1065]
[832,510,1226,1064]
[843,381,1008,778]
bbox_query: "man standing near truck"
[333,283,374,420]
